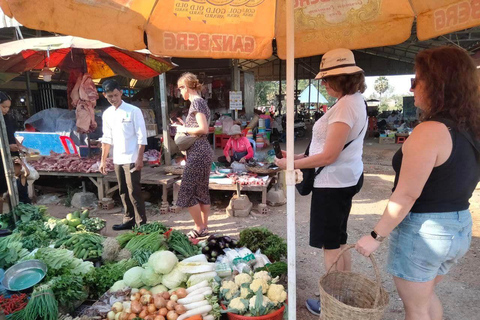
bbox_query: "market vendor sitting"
[218,125,253,165]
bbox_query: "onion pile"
[105,288,188,320]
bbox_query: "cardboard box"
[379,137,395,144]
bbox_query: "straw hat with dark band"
[315,48,364,79]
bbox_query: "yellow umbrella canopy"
[1,0,479,59]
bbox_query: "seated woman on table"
[218,125,253,165]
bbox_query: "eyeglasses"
[410,78,417,90]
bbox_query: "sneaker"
[305,298,321,316]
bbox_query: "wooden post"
[158,74,171,165]
[0,115,18,218]
[25,71,34,116]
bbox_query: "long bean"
[7,285,58,320]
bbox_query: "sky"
[363,74,414,98]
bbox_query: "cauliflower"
[229,297,248,313]
[253,270,271,282]
[249,278,269,294]
[240,286,254,299]
[267,284,287,304]
[220,280,239,300]
[234,273,252,287]
[249,295,272,309]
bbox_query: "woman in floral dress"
[174,72,213,238]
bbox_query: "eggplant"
[218,239,226,250]
[223,236,232,243]
[210,250,219,258]
[208,239,218,247]
[202,246,210,254]
[230,239,238,248]
[208,256,217,263]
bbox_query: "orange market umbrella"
[0,36,175,80]
[0,0,478,59]
[3,2,480,318]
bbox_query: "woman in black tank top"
[355,46,480,320]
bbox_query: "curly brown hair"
[324,73,366,96]
[415,46,480,137]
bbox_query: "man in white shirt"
[99,80,147,230]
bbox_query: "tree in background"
[374,76,390,99]
[254,79,336,113]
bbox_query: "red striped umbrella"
[0,36,175,79]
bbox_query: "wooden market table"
[103,166,180,207]
[35,170,107,199]
[173,176,274,213]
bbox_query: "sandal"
[187,228,209,239]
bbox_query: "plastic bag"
[23,158,39,181]
[253,249,272,269]
[221,116,234,135]
[231,161,247,173]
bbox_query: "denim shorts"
[386,210,472,282]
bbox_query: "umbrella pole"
[286,0,297,319]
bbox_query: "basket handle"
[326,244,382,309]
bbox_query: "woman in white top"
[276,48,367,316]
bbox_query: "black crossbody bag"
[296,103,368,196]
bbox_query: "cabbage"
[123,266,145,288]
[141,266,163,287]
[151,284,169,295]
[148,250,178,275]
[110,280,127,292]
[161,267,187,289]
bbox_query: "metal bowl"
[1,260,47,291]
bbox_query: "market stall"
[0,205,289,320]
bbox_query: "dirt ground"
[40,136,480,320]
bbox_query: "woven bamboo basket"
[246,165,280,175]
[319,244,389,320]
[162,165,184,175]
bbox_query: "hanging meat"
[70,73,98,133]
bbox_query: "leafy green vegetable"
[0,234,29,269]
[255,261,288,278]
[83,259,138,299]
[167,230,199,259]
[134,221,168,234]
[0,211,15,230]
[125,232,166,253]
[116,231,137,247]
[54,232,104,260]
[13,221,51,250]
[238,227,287,262]
[24,247,94,279]
[12,203,47,223]
[49,275,88,312]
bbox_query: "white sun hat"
[315,48,364,79]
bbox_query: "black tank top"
[16,176,30,204]
[392,120,480,213]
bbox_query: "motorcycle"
[279,118,307,141]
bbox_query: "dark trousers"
[218,151,248,166]
[114,163,146,226]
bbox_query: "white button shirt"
[101,101,147,165]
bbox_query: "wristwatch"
[370,230,386,242]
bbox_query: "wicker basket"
[319,244,389,320]
[221,303,285,320]
[246,165,280,175]
[162,165,184,175]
